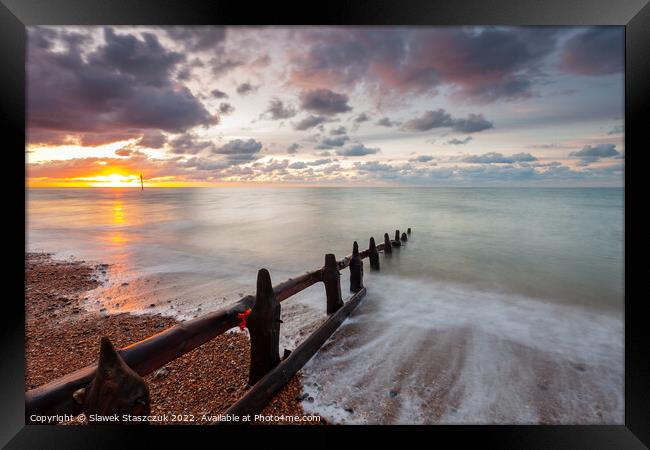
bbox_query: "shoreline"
[26,252,322,425]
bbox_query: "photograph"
[22,24,627,427]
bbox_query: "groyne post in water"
[369,237,380,270]
[383,233,392,254]
[407,227,411,235]
[349,241,364,292]
[393,230,402,247]
[401,232,408,242]
[323,253,343,314]
[248,269,281,385]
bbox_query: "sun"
[89,173,141,187]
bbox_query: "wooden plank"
[221,288,367,421]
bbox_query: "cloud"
[308,158,332,166]
[289,161,307,169]
[265,98,297,120]
[293,115,326,130]
[169,133,216,155]
[570,144,620,164]
[446,136,473,145]
[211,89,228,99]
[376,117,399,127]
[299,88,352,115]
[410,155,435,162]
[163,26,227,51]
[138,131,167,148]
[236,82,258,95]
[329,126,347,135]
[289,27,564,102]
[402,109,493,133]
[607,125,624,135]
[560,28,624,76]
[27,27,217,145]
[316,135,349,149]
[336,143,380,157]
[212,138,263,161]
[353,113,370,123]
[287,143,300,154]
[218,103,235,115]
[462,152,537,164]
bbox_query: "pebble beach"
[25,252,323,425]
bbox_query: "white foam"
[297,275,623,424]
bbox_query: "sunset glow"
[26,26,624,187]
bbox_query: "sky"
[26,26,624,187]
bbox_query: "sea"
[26,187,624,424]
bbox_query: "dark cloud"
[570,144,620,164]
[330,126,347,135]
[402,109,493,133]
[446,136,473,145]
[287,143,301,154]
[299,89,352,115]
[219,103,235,115]
[164,26,227,51]
[265,98,297,120]
[290,27,564,102]
[169,133,216,155]
[376,117,398,127]
[607,125,624,135]
[560,28,624,76]
[289,161,307,169]
[462,152,537,164]
[236,82,258,96]
[293,115,327,130]
[138,130,167,148]
[336,143,380,157]
[27,27,217,145]
[89,27,184,87]
[212,138,263,162]
[353,112,370,123]
[211,89,228,99]
[316,135,349,149]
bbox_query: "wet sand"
[26,253,323,425]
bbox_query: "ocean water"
[26,187,624,424]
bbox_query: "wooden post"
[222,288,367,421]
[248,269,281,385]
[383,233,392,254]
[369,237,380,270]
[407,227,411,235]
[393,230,402,247]
[323,254,343,314]
[401,232,408,242]
[349,241,364,292]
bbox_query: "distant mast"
[140,173,144,191]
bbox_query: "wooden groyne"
[25,228,413,422]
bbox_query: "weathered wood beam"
[349,242,364,293]
[383,233,392,254]
[248,269,281,385]
[323,254,343,314]
[221,288,367,422]
[369,237,380,270]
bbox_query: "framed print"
[1,0,648,447]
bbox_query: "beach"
[26,252,320,425]
[26,187,624,424]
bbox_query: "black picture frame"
[2,0,648,447]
